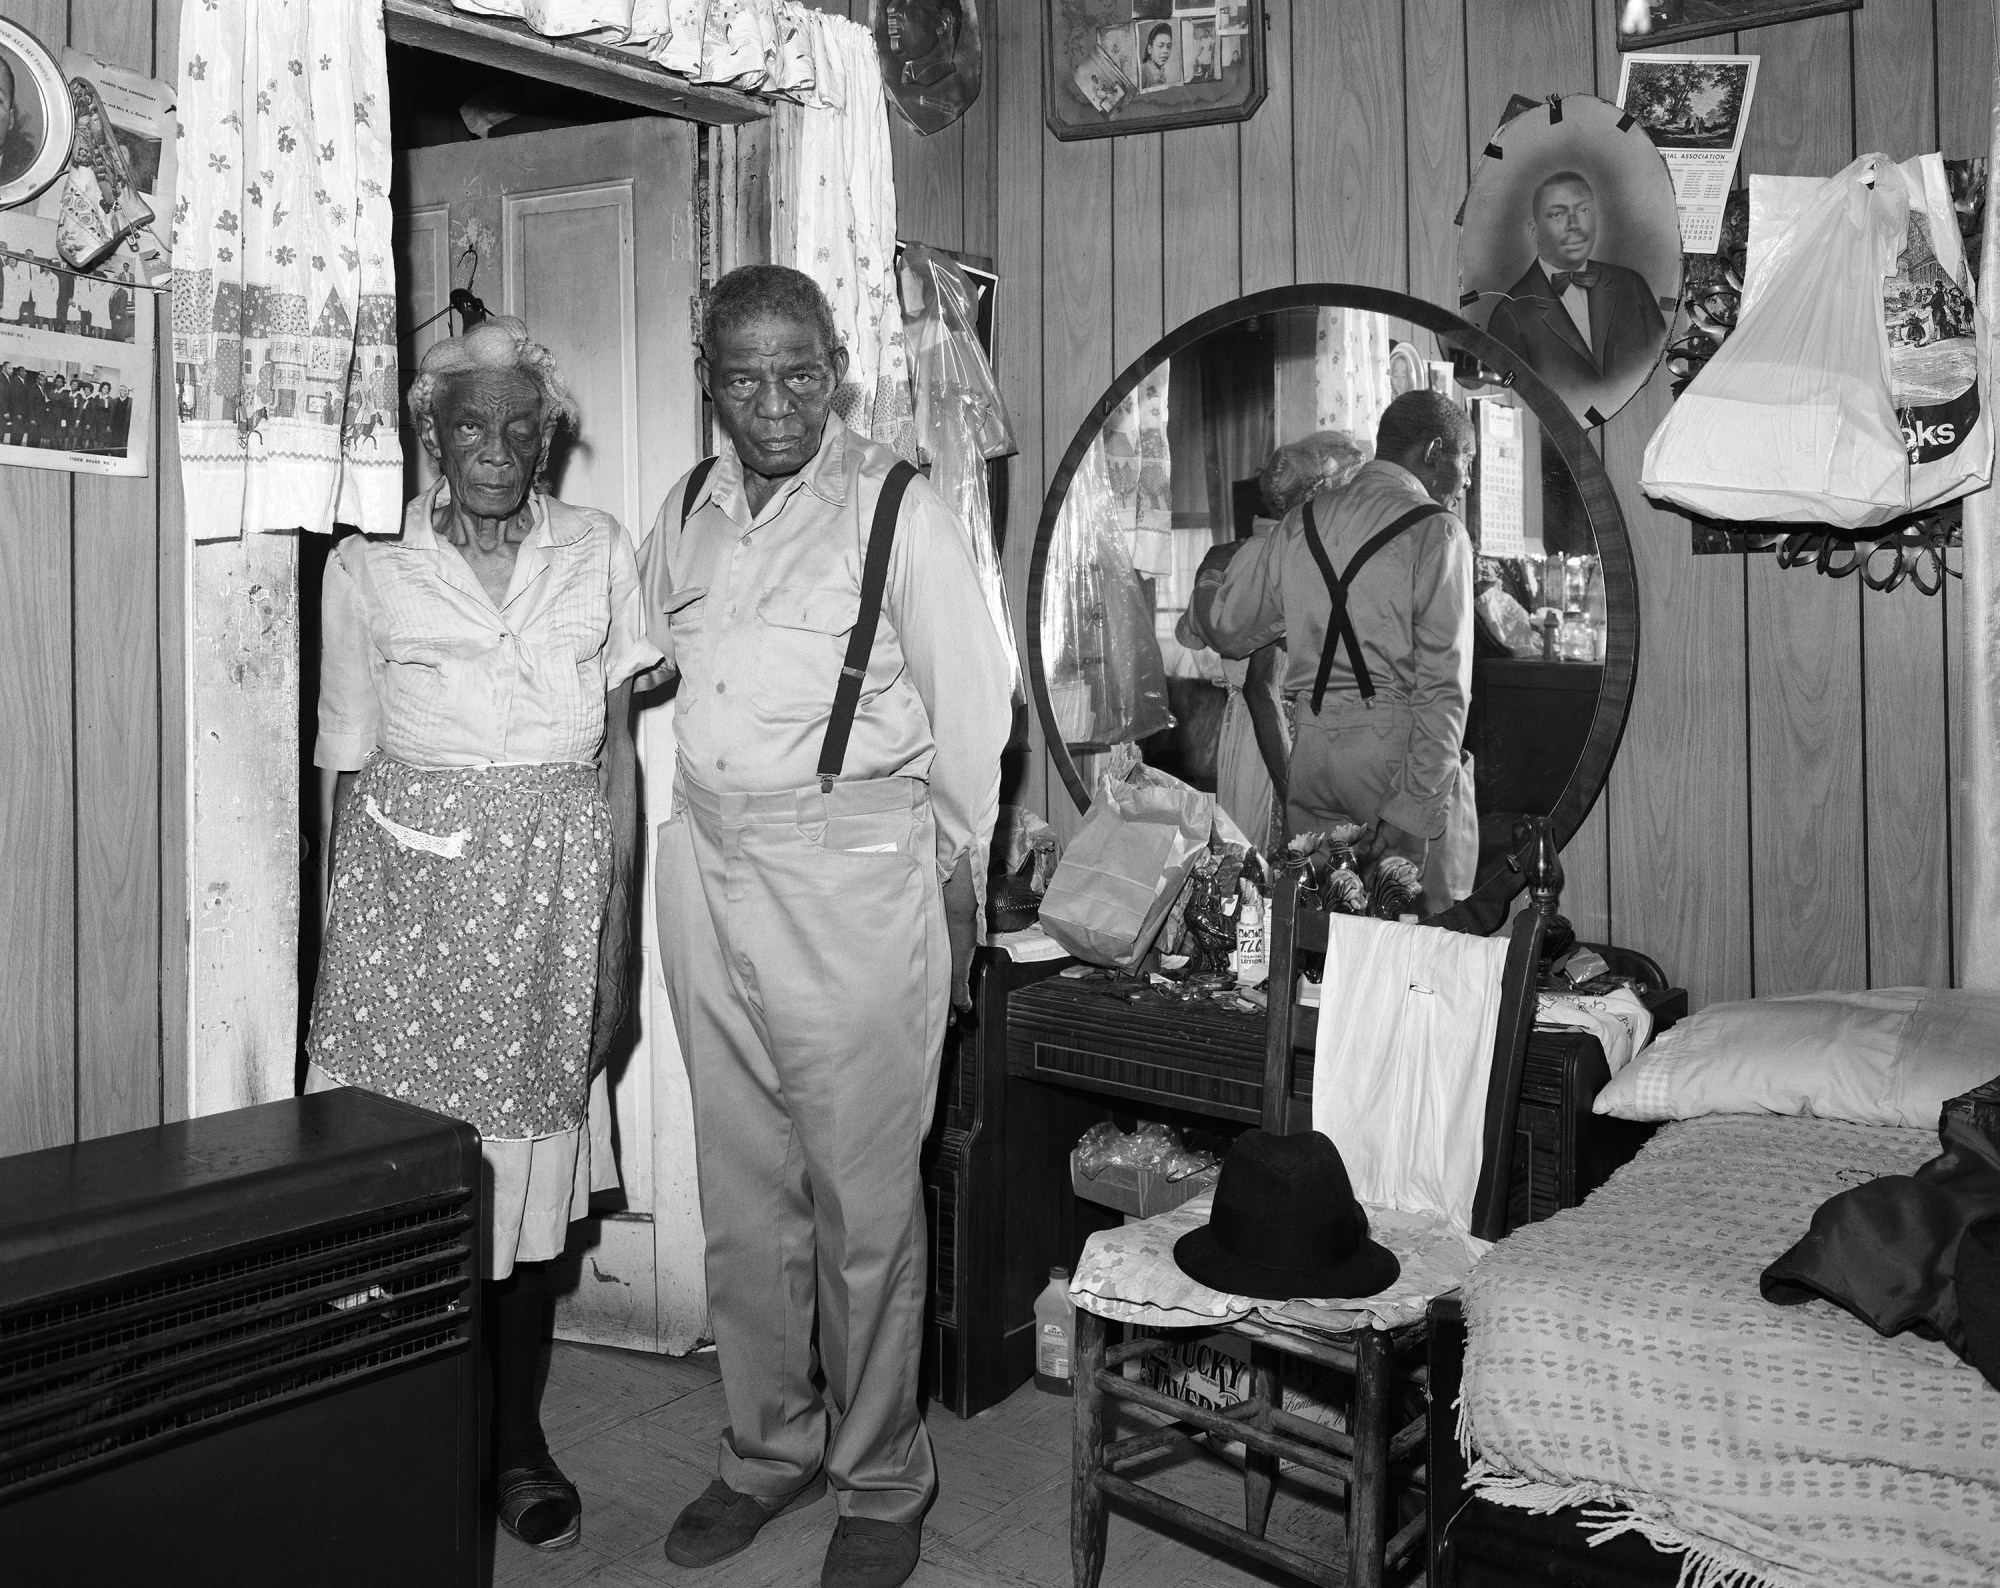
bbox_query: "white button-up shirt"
[315,480,660,771]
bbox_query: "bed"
[1436,1108,2000,1588]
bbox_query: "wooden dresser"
[922,950,1685,1418]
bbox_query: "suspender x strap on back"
[817,460,918,792]
[1301,497,1446,715]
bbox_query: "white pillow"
[1592,987,2000,1127]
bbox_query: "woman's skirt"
[306,1062,617,1279]
[307,756,620,1274]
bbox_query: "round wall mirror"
[1025,283,1638,932]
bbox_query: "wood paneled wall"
[0,0,184,1158]
[980,0,1991,1011]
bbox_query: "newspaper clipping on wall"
[1616,53,1759,254]
[0,210,153,476]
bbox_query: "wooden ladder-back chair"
[1069,826,1563,1588]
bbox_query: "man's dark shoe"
[820,1515,922,1588]
[663,1474,827,1568]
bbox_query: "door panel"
[394,118,705,1353]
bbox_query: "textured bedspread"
[1462,1115,2000,1588]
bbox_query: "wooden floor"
[491,1341,1356,1588]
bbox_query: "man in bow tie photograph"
[1484,170,1667,424]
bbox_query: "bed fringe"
[1461,1455,1798,1588]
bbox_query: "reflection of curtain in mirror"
[1040,434,1171,748]
[1098,367,1174,575]
[1315,307,1393,446]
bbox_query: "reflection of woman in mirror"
[1138,23,1176,89]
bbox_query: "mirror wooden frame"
[1024,282,1640,933]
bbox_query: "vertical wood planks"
[0,0,76,1156]
[1403,0,1466,307]
[1462,0,1593,170]
[72,0,165,1140]
[1112,134,1164,369]
[890,110,965,253]
[1938,0,1999,158]
[959,46,998,260]
[1292,0,1403,288]
[1739,12,1868,995]
[1238,0,1293,296]
[993,0,1047,817]
[1853,0,1951,987]
[1160,124,1240,325]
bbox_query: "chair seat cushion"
[1069,1189,1486,1335]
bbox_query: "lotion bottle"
[1035,1266,1076,1396]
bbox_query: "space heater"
[0,1088,481,1587]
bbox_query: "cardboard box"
[1068,1152,1218,1219]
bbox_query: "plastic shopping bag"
[1642,153,1992,529]
[1038,769,1213,971]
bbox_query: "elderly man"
[307,317,658,1552]
[1193,390,1478,916]
[1484,170,1666,421]
[639,265,1011,1588]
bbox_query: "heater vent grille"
[0,1198,475,1497]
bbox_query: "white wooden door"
[395,118,708,1354]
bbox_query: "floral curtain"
[448,0,819,98]
[1315,306,1392,445]
[771,10,916,456]
[171,0,402,541]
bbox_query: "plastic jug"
[1034,1266,1075,1396]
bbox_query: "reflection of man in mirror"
[0,53,35,186]
[1191,392,1479,915]
[1484,172,1665,420]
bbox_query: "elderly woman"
[307,317,656,1551]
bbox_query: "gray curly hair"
[406,316,579,461]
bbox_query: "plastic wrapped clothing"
[901,243,1020,693]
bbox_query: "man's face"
[424,368,543,521]
[1533,180,1596,270]
[1425,438,1477,508]
[699,311,847,482]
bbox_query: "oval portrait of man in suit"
[1458,93,1682,429]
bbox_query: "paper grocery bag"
[1038,773,1212,971]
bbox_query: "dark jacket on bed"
[1762,1079,2000,1389]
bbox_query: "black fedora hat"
[1174,1129,1400,1301]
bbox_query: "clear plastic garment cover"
[1026,285,1639,933]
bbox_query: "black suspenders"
[677,455,919,794]
[1300,497,1445,715]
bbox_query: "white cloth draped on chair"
[1311,914,1509,1232]
[172,0,402,541]
[770,11,917,458]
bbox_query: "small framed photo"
[1047,0,1267,141]
[0,20,74,210]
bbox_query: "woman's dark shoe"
[496,1457,582,1550]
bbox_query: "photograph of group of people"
[0,356,132,455]
[0,241,138,342]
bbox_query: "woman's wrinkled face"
[425,369,544,521]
